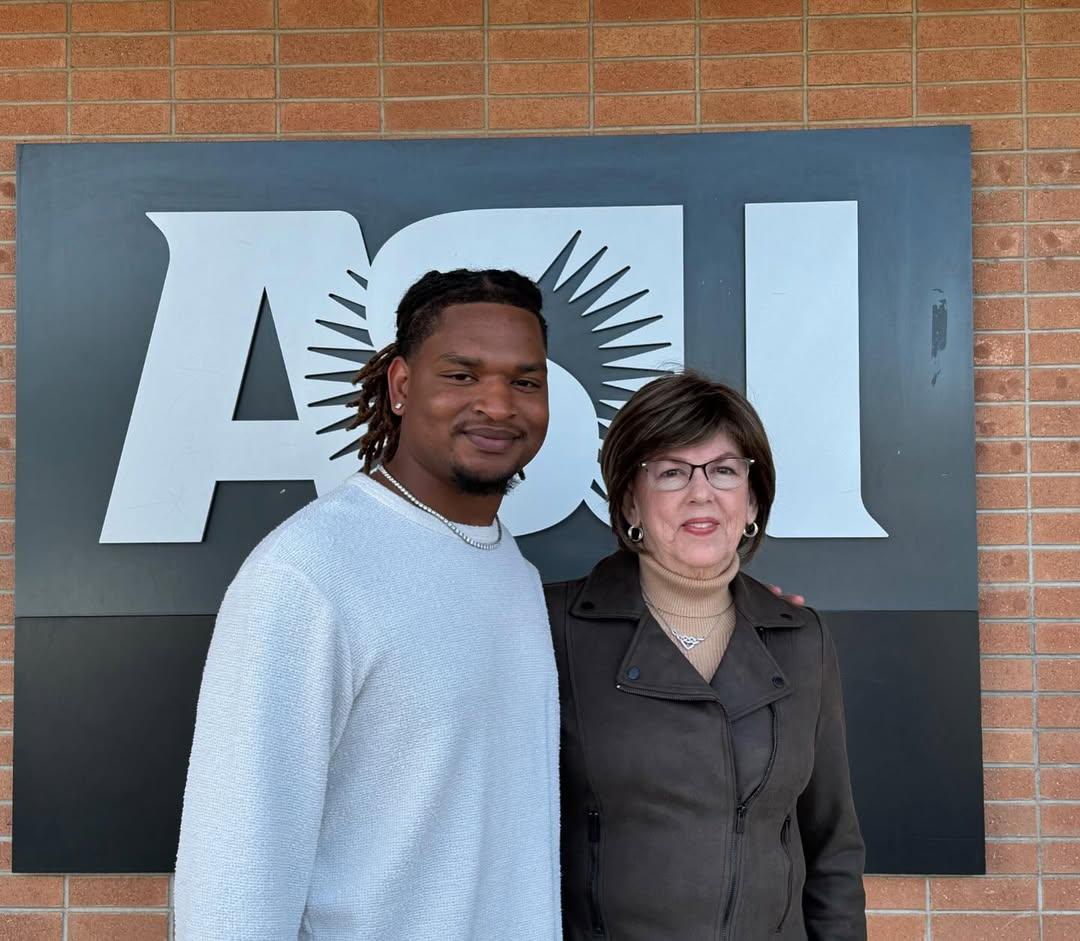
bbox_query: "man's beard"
[450,464,521,497]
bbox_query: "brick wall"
[1,0,1079,939]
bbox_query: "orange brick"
[67,877,169,907]
[72,69,170,101]
[809,51,911,86]
[1037,586,1080,618]
[0,914,62,941]
[920,0,1019,7]
[703,90,803,124]
[984,766,1035,800]
[808,17,912,51]
[1031,369,1080,402]
[489,62,589,95]
[383,98,483,131]
[977,404,1025,438]
[1046,915,1080,940]
[1035,548,1080,581]
[594,60,694,94]
[702,56,803,89]
[973,154,1023,186]
[0,875,64,907]
[970,118,1024,151]
[985,841,1037,874]
[812,86,911,120]
[71,103,170,136]
[863,875,926,910]
[596,93,695,127]
[919,48,1022,83]
[985,803,1037,837]
[0,37,66,69]
[71,2,168,32]
[1039,695,1080,728]
[174,0,273,30]
[975,297,1024,329]
[810,0,912,10]
[0,104,64,136]
[1029,258,1080,293]
[976,368,1025,402]
[981,621,1031,657]
[931,914,1037,940]
[1029,46,1080,80]
[1043,877,1080,910]
[488,96,589,130]
[1031,331,1080,362]
[1042,730,1080,763]
[918,14,1021,48]
[594,0,694,20]
[982,659,1034,690]
[980,585,1030,617]
[864,914,924,940]
[279,0,378,28]
[1029,117,1080,149]
[384,64,484,97]
[486,0,585,26]
[1027,12,1080,44]
[385,30,486,62]
[983,695,1033,729]
[975,225,1023,258]
[175,102,275,134]
[979,548,1029,583]
[279,32,378,65]
[68,913,167,941]
[975,333,1025,366]
[1032,406,1080,437]
[0,2,65,34]
[700,22,803,55]
[1033,442,1080,473]
[593,24,694,58]
[983,728,1034,763]
[1044,768,1080,799]
[72,35,169,67]
[918,83,1021,116]
[1035,512,1080,543]
[1029,81,1080,115]
[974,260,1023,293]
[174,34,276,66]
[279,66,379,99]
[931,875,1038,910]
[703,0,801,14]
[281,101,380,133]
[175,68,276,100]
[0,71,66,102]
[1029,190,1080,223]
[1039,624,1080,654]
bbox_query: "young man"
[174,269,560,940]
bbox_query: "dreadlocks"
[348,268,547,472]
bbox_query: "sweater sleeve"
[797,610,867,941]
[174,559,354,941]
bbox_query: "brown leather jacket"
[546,551,866,941]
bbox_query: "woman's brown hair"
[600,371,776,559]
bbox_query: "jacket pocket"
[587,810,606,937]
[775,814,794,934]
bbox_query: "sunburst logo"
[308,206,685,535]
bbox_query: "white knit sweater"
[174,472,562,941]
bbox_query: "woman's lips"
[682,519,719,535]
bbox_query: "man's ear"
[386,356,409,411]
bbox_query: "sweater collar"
[639,550,738,618]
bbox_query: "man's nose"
[473,379,515,421]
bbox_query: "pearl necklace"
[375,465,503,550]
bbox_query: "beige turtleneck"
[639,550,740,681]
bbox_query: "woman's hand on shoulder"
[768,584,805,607]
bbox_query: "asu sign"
[15,129,982,875]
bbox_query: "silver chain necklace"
[375,465,502,551]
[642,589,734,651]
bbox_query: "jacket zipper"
[720,704,780,941]
[587,810,605,936]
[776,814,794,933]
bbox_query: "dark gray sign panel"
[15,128,981,874]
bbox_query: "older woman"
[546,371,866,941]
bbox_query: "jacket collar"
[571,551,805,717]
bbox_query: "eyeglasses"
[639,456,754,492]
